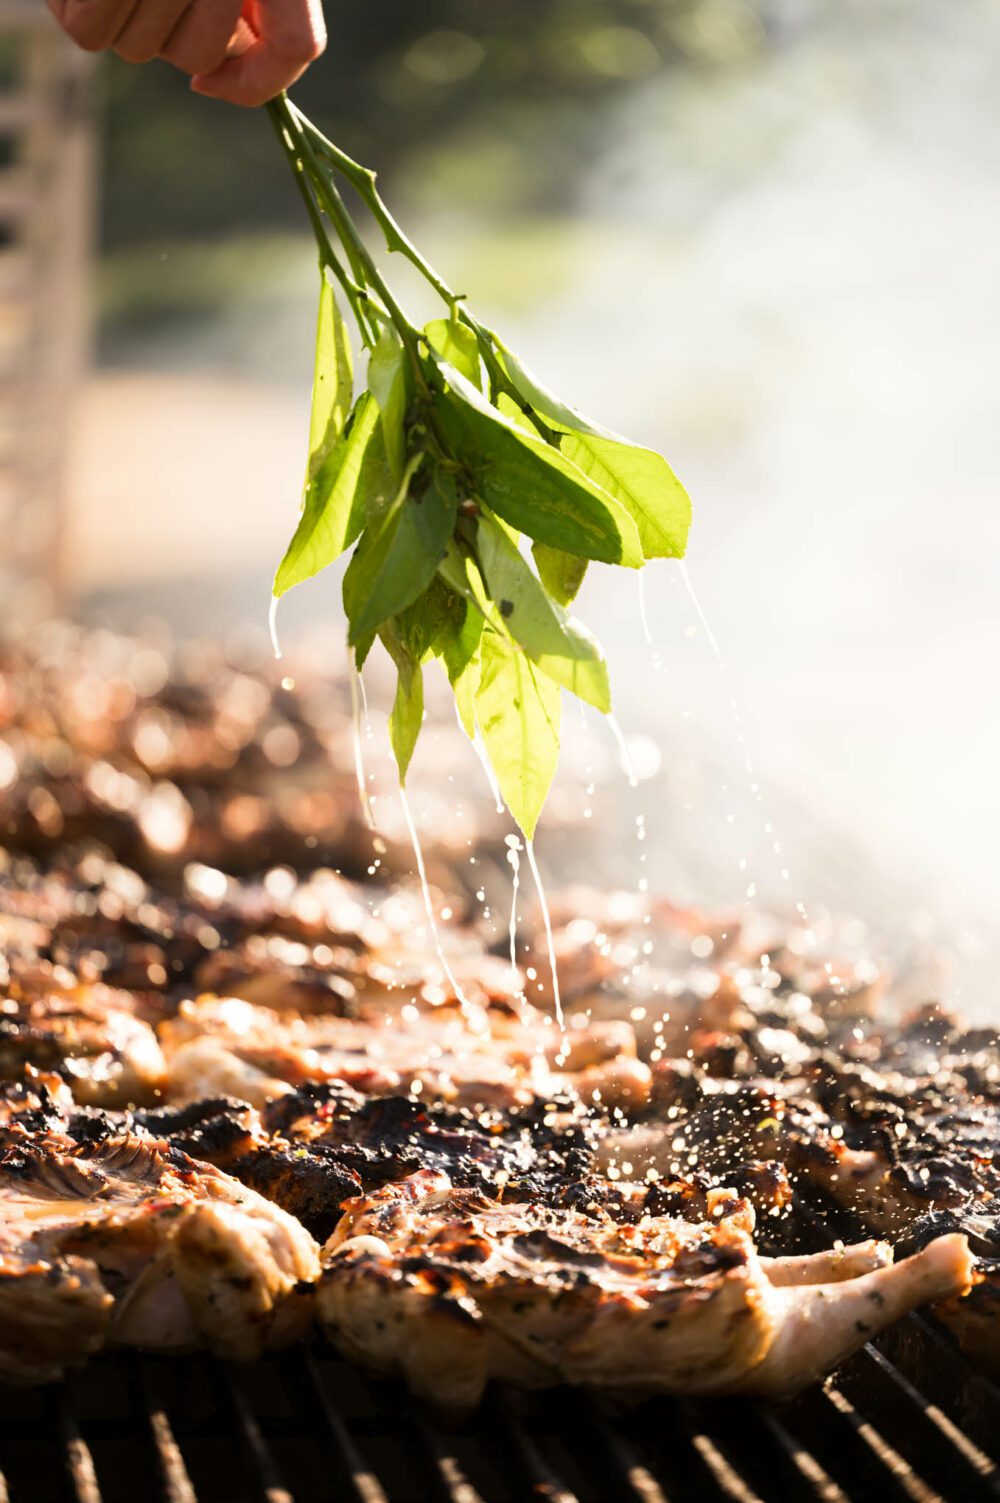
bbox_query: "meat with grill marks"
[617,1043,1000,1377]
[0,1113,319,1383]
[316,1167,971,1412]
[132,1081,597,1242]
[756,1012,1000,1373]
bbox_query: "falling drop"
[525,836,563,1031]
[678,562,725,667]
[349,667,375,831]
[637,572,654,647]
[268,596,283,661]
[399,785,473,1015]
[504,834,528,1009]
[606,715,639,788]
[469,724,502,811]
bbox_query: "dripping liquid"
[349,668,375,831]
[525,837,564,1032]
[606,714,639,788]
[268,596,283,661]
[398,784,474,1015]
[673,561,843,993]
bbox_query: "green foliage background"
[101,0,774,247]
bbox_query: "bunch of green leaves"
[267,95,690,838]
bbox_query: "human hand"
[46,0,326,107]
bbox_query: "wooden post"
[0,4,95,613]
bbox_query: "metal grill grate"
[1,1321,999,1503]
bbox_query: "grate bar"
[300,1352,390,1503]
[221,1365,294,1503]
[638,1400,767,1503]
[813,1385,937,1503]
[136,1360,198,1503]
[54,1391,102,1503]
[573,1394,670,1503]
[750,1408,848,1503]
[485,1387,580,1503]
[688,1429,765,1503]
[837,1345,1000,1500]
[413,1431,486,1503]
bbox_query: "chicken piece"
[0,1123,319,1382]
[160,993,649,1113]
[0,985,166,1105]
[317,1169,972,1412]
[133,1080,598,1242]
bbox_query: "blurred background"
[1,0,998,1006]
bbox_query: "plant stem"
[290,105,520,399]
[291,105,457,305]
[273,97,430,389]
[265,100,378,347]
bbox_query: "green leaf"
[307,272,353,479]
[476,628,561,838]
[368,326,409,482]
[395,576,465,663]
[424,316,482,388]
[431,361,642,567]
[498,341,691,559]
[494,390,544,436]
[475,514,609,712]
[381,627,425,783]
[436,599,483,738]
[496,340,615,439]
[274,393,379,598]
[438,538,490,615]
[559,433,691,560]
[531,542,588,606]
[343,461,458,647]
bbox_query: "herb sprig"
[267,94,691,837]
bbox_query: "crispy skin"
[0,1125,319,1381]
[139,1082,596,1243]
[317,1169,972,1412]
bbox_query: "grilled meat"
[160,992,650,1112]
[0,984,166,1105]
[0,1119,319,1382]
[317,1168,971,1411]
[134,1082,596,1242]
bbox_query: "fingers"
[191,0,326,108]
[112,0,191,63]
[49,0,326,104]
[49,0,248,75]
[159,0,245,76]
[47,0,140,52]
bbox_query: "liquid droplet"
[268,596,283,661]
[637,572,654,646]
[349,667,375,831]
[504,834,527,1009]
[399,785,473,1016]
[460,708,504,814]
[606,715,639,788]
[525,836,563,1031]
[678,562,725,667]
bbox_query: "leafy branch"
[267,93,691,838]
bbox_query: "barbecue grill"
[3,1292,998,1503]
